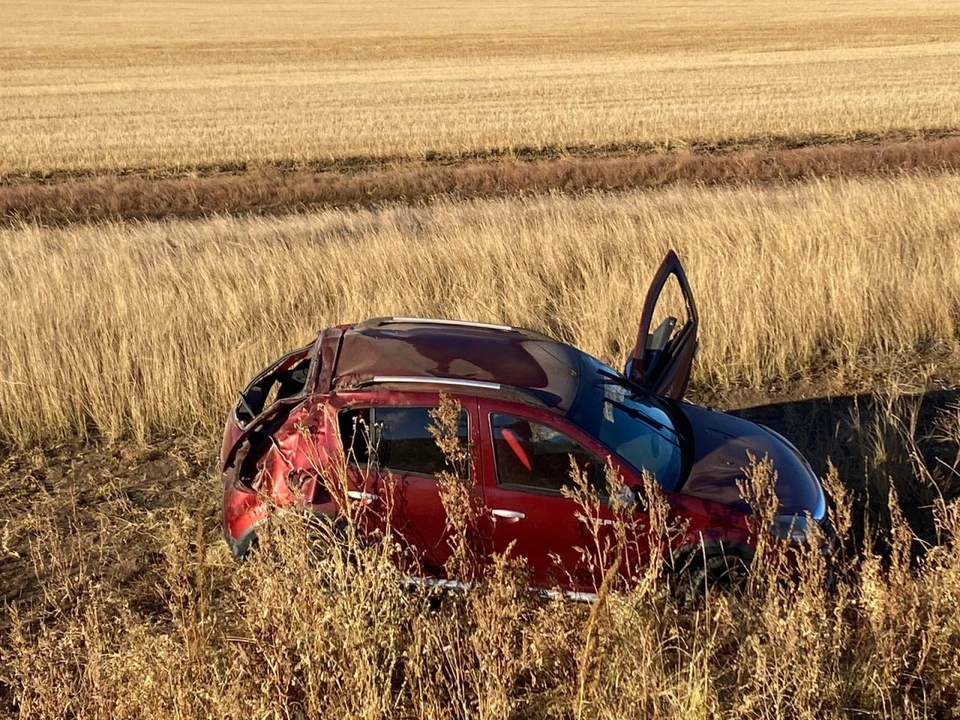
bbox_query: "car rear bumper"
[223,469,268,560]
[225,523,259,560]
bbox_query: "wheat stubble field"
[4,0,960,173]
[4,1,960,718]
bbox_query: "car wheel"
[304,511,358,557]
[672,545,752,606]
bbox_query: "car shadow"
[730,388,960,552]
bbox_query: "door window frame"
[627,250,699,398]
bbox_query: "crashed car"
[221,250,829,594]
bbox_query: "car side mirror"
[611,484,643,508]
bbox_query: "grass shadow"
[733,387,960,553]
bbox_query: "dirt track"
[4,131,960,226]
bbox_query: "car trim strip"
[364,376,505,391]
[387,317,514,331]
[351,375,552,408]
[402,575,597,603]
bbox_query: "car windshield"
[567,355,685,491]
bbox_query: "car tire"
[671,542,753,606]
[303,511,357,557]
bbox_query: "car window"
[339,406,373,465]
[236,344,314,425]
[339,406,469,477]
[565,354,685,492]
[490,412,607,496]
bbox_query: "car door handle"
[491,509,525,521]
[347,490,380,503]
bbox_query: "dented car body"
[221,251,829,593]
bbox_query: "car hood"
[676,403,826,518]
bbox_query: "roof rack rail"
[352,375,550,408]
[353,316,556,342]
[355,316,513,332]
[363,376,503,391]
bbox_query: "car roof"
[329,317,585,413]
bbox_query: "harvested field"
[2,173,960,447]
[4,0,960,173]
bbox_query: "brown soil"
[3,131,960,226]
[0,437,217,617]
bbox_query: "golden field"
[3,0,960,174]
[2,173,960,446]
[5,2,960,718]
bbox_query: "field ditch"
[3,133,960,225]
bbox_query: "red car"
[221,251,828,594]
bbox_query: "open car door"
[625,250,699,400]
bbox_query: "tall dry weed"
[3,175,960,446]
[6,456,960,718]
[6,374,960,720]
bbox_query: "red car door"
[626,250,699,400]
[477,398,648,594]
[333,392,480,578]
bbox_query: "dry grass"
[1,173,960,447]
[6,3,960,715]
[3,0,960,174]
[3,394,960,719]
[5,135,960,226]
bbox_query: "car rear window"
[236,343,314,425]
[339,406,469,478]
